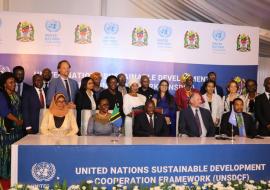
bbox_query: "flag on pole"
[229,108,237,126]
[110,104,122,127]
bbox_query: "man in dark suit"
[133,100,169,137]
[179,92,215,137]
[42,68,52,96]
[13,66,31,99]
[138,75,156,100]
[200,72,224,97]
[255,77,270,136]
[22,74,46,134]
[220,98,257,137]
[46,60,78,108]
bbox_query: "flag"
[228,108,237,126]
[110,104,122,128]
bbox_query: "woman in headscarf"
[123,78,146,137]
[175,73,202,110]
[40,93,78,136]
[0,72,24,180]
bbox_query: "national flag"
[110,104,122,128]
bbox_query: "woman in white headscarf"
[123,78,146,137]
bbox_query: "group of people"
[0,60,270,179]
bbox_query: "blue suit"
[22,87,44,134]
[46,77,79,106]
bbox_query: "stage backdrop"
[0,11,259,92]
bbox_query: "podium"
[11,135,270,188]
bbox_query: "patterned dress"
[0,92,24,179]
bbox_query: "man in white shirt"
[22,74,46,134]
[13,66,31,98]
[42,68,52,95]
[179,92,215,137]
[133,100,169,137]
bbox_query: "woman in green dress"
[0,72,24,179]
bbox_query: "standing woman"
[201,81,223,134]
[0,72,24,180]
[90,72,104,100]
[123,78,146,137]
[175,73,202,110]
[153,80,176,136]
[241,79,259,116]
[75,77,96,135]
[223,80,240,113]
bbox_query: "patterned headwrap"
[90,72,102,80]
[180,73,192,83]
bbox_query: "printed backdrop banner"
[0,12,259,91]
[17,144,270,188]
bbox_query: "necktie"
[17,83,21,96]
[39,89,45,108]
[44,82,48,93]
[149,115,154,128]
[195,109,202,136]
[64,79,71,102]
[236,113,246,137]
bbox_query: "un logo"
[45,20,61,32]
[212,30,225,41]
[158,26,172,38]
[32,162,56,182]
[104,22,119,35]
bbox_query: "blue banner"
[17,144,270,188]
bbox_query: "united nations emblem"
[132,27,148,46]
[45,20,61,32]
[184,30,199,49]
[237,34,251,52]
[31,162,56,182]
[158,26,172,38]
[0,65,10,73]
[212,30,225,41]
[16,21,34,42]
[104,22,119,35]
[75,24,91,44]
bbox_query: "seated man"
[179,92,215,137]
[133,100,169,137]
[220,98,257,137]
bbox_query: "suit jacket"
[75,90,97,130]
[200,82,224,97]
[255,93,270,136]
[46,77,79,105]
[179,106,215,137]
[22,87,45,134]
[138,87,156,100]
[133,112,169,137]
[19,82,31,99]
[220,111,257,137]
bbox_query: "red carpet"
[0,178,10,190]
